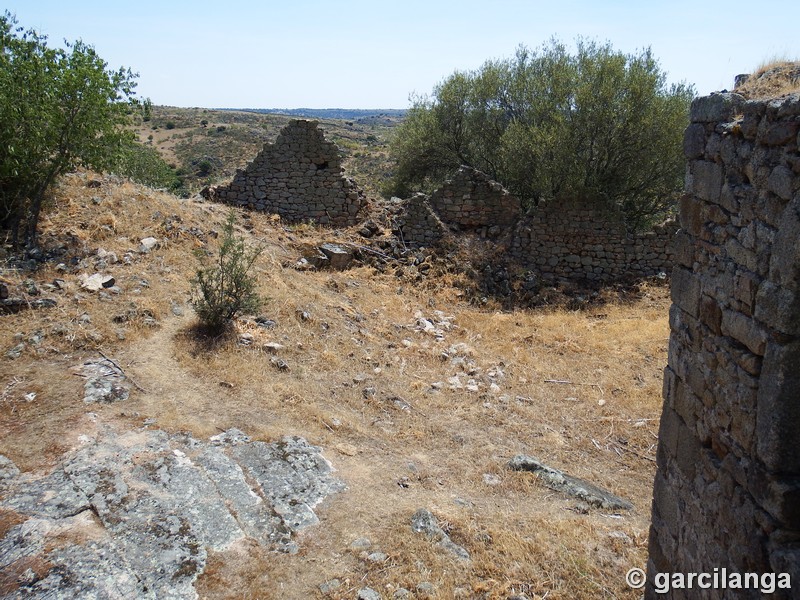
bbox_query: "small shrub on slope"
[192,211,263,335]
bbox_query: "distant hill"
[129,106,397,198]
[219,108,406,123]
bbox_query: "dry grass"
[735,58,800,99]
[0,173,669,598]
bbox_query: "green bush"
[165,121,176,130]
[388,39,695,230]
[115,140,183,191]
[197,160,212,176]
[192,211,264,335]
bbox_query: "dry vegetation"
[735,58,800,99]
[0,173,669,599]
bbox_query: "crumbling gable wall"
[646,92,800,598]
[214,120,365,226]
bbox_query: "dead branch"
[98,350,147,393]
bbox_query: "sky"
[6,0,800,109]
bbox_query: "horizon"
[8,1,800,108]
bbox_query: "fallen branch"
[98,350,147,393]
[544,379,602,387]
[544,379,605,397]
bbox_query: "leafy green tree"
[0,13,137,249]
[192,211,264,335]
[388,39,695,230]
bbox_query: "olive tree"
[0,13,137,249]
[388,39,695,230]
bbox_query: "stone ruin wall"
[510,200,676,282]
[426,166,522,230]
[646,92,800,599]
[214,120,365,226]
[398,166,675,282]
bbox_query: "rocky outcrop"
[0,428,344,599]
[508,454,633,510]
[213,120,365,226]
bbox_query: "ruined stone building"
[397,165,676,282]
[213,120,365,226]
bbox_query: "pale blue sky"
[7,0,799,108]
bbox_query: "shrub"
[197,160,212,176]
[165,121,176,130]
[192,211,264,335]
[115,140,182,191]
[388,39,695,230]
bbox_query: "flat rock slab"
[319,243,353,270]
[0,427,344,599]
[508,454,633,511]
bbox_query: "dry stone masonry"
[427,166,521,231]
[646,92,800,599]
[214,120,365,226]
[398,165,676,282]
[511,199,676,282]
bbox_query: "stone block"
[684,123,707,158]
[699,294,723,334]
[671,267,702,318]
[760,121,800,146]
[768,195,800,286]
[725,237,759,273]
[734,269,760,309]
[767,166,794,200]
[756,340,800,474]
[690,161,723,204]
[690,93,745,123]
[720,308,768,355]
[676,422,702,480]
[651,466,680,535]
[754,281,799,336]
[672,230,696,267]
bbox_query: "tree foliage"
[192,211,264,335]
[0,13,137,248]
[388,39,695,230]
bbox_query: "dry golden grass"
[0,173,669,598]
[735,58,800,99]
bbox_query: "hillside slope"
[0,173,668,599]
